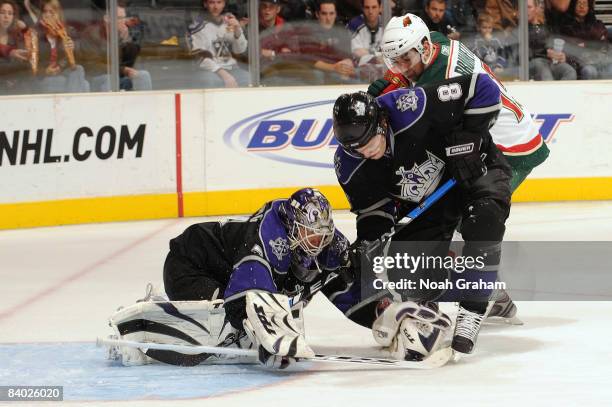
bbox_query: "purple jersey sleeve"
[224,258,278,300]
[376,87,428,134]
[465,73,501,114]
[224,200,291,300]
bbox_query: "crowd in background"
[1,0,611,95]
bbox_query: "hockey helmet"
[281,188,335,257]
[381,13,432,74]
[333,91,384,154]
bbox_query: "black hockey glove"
[367,78,391,96]
[348,237,391,279]
[337,243,357,285]
[444,127,487,187]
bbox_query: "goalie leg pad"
[107,298,254,366]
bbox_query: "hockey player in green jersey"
[368,13,549,192]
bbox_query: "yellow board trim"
[0,194,178,230]
[1,178,612,230]
[511,177,612,202]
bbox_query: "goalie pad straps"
[372,301,452,347]
[244,291,314,359]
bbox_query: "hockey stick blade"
[310,347,453,369]
[96,336,258,357]
[96,337,452,368]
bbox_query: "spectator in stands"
[446,0,477,38]
[560,0,612,79]
[81,1,152,92]
[543,0,572,33]
[279,0,308,20]
[348,0,384,81]
[473,0,519,76]
[421,0,461,39]
[472,0,518,30]
[0,0,31,93]
[528,0,576,80]
[336,0,363,25]
[187,0,249,88]
[470,13,506,73]
[255,0,308,85]
[301,0,356,84]
[26,0,89,93]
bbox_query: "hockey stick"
[97,336,257,357]
[397,178,456,226]
[96,336,452,369]
[361,178,456,259]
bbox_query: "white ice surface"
[1,202,612,406]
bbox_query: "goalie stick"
[96,336,453,369]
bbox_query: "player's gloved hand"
[383,69,410,87]
[347,238,384,278]
[257,346,296,369]
[367,78,391,96]
[243,291,314,369]
[444,127,487,187]
[372,300,452,361]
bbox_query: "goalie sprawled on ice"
[104,188,452,369]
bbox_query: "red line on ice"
[0,220,178,322]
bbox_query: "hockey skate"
[451,305,486,354]
[486,289,523,325]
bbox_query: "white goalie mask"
[282,188,335,258]
[381,13,432,75]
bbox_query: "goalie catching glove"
[243,291,314,369]
[372,300,452,361]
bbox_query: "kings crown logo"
[269,237,289,261]
[396,90,419,112]
[395,151,445,203]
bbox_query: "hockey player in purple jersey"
[159,187,359,368]
[333,73,512,354]
[106,188,453,368]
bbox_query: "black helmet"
[332,91,382,153]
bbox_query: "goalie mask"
[281,188,335,258]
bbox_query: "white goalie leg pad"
[372,301,452,347]
[243,291,314,359]
[107,299,254,365]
